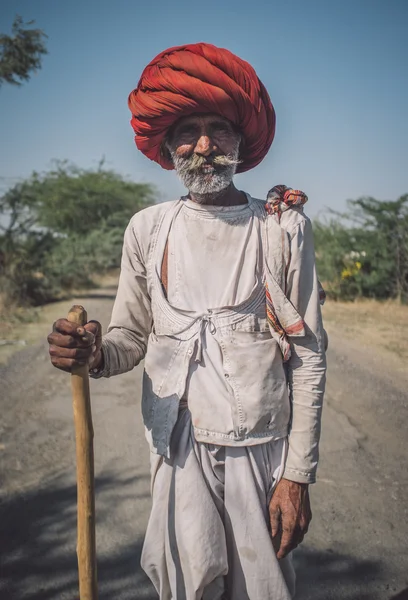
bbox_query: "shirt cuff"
[89,348,107,379]
[282,467,316,484]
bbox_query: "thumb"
[84,320,101,334]
[84,320,102,348]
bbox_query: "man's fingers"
[269,505,281,538]
[48,331,95,348]
[53,319,95,342]
[269,504,282,554]
[276,527,296,559]
[269,479,312,559]
[49,356,89,372]
[277,523,307,559]
[53,319,81,335]
[49,345,93,360]
[48,317,100,373]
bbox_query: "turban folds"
[128,43,276,173]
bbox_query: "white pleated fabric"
[141,409,296,600]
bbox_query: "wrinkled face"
[165,114,241,196]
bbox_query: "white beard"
[170,145,240,197]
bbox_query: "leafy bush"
[0,162,154,307]
[314,195,408,302]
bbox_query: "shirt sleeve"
[90,219,153,378]
[283,216,327,484]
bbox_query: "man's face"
[165,114,241,197]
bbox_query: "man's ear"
[237,133,245,162]
[161,138,173,164]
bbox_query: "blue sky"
[0,0,407,218]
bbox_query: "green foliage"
[314,195,408,302]
[30,162,154,235]
[0,15,48,87]
[0,162,154,307]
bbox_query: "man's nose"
[194,134,216,156]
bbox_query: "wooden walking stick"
[68,305,98,600]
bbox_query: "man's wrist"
[281,477,309,488]
[89,349,104,374]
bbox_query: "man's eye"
[179,131,194,140]
[175,127,198,140]
[212,125,233,137]
[173,133,194,146]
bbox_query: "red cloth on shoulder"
[128,43,276,172]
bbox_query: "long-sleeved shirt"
[92,195,326,483]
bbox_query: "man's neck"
[188,183,247,207]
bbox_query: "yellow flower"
[341,261,362,279]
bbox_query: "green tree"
[314,195,408,302]
[350,196,408,301]
[15,161,155,235]
[0,162,155,307]
[313,220,358,300]
[0,15,47,87]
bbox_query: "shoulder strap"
[161,240,169,297]
[152,199,182,298]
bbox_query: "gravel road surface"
[1,291,407,600]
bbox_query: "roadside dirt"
[323,298,408,378]
[0,290,407,600]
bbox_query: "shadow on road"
[1,470,397,600]
[0,470,157,600]
[294,545,385,600]
[390,590,408,600]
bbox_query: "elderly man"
[48,43,326,600]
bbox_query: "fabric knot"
[194,314,216,363]
[265,185,308,218]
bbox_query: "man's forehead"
[173,113,233,129]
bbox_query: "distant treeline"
[314,195,408,303]
[0,161,154,309]
[1,162,407,311]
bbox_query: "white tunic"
[167,197,260,310]
[167,197,265,435]
[141,197,296,600]
[98,195,326,482]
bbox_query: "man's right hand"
[47,319,102,373]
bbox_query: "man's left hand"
[269,478,312,559]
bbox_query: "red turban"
[128,43,276,173]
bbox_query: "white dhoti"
[141,409,296,600]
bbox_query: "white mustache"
[182,153,242,172]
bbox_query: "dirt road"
[0,290,407,600]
